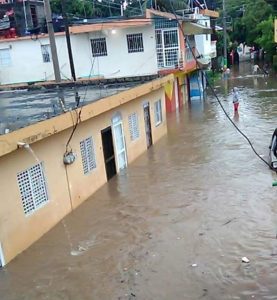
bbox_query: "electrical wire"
[64,24,103,153]
[169,0,276,172]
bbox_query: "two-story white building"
[0,18,159,84]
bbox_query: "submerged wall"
[0,77,172,266]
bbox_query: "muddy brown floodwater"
[1,63,277,300]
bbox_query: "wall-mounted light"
[111,29,116,34]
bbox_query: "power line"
[169,0,276,172]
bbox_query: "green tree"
[255,15,275,59]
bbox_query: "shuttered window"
[80,137,96,174]
[126,33,144,53]
[91,38,107,57]
[128,112,139,141]
[154,99,162,126]
[0,48,11,66]
[17,163,49,216]
[41,44,51,63]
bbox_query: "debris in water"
[191,263,198,267]
[223,218,236,226]
[177,237,181,240]
[241,257,250,263]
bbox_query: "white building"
[0,19,159,85]
[182,7,218,64]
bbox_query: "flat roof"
[0,75,174,157]
[0,82,141,135]
[69,18,152,34]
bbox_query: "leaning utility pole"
[44,0,61,83]
[61,0,76,82]
[222,0,227,66]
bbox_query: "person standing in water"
[232,87,240,112]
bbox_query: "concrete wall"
[0,87,167,265]
[0,25,158,85]
[194,18,211,58]
[0,34,70,84]
[86,26,158,79]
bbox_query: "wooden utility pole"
[223,0,227,66]
[44,0,61,83]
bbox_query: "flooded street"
[1,62,277,300]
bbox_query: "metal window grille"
[0,48,11,66]
[154,100,162,125]
[126,33,144,53]
[41,44,51,63]
[17,163,49,216]
[80,137,96,174]
[128,112,139,141]
[154,18,178,29]
[91,38,107,57]
[155,29,180,68]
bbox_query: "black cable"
[65,21,102,153]
[169,0,276,172]
[65,57,96,152]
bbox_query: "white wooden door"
[0,242,5,267]
[112,113,127,170]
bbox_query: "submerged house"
[0,7,219,266]
[0,74,173,266]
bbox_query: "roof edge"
[0,75,174,158]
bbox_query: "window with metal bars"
[128,112,139,141]
[17,163,49,216]
[155,29,180,68]
[126,33,144,53]
[154,99,162,126]
[91,38,107,57]
[41,44,51,63]
[0,48,11,66]
[80,137,96,174]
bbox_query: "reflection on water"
[0,63,276,300]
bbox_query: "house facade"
[0,74,173,266]
[0,19,161,84]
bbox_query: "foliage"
[255,16,276,59]
[213,0,276,60]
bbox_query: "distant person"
[253,64,260,75]
[232,87,240,112]
[222,66,230,79]
[263,63,269,76]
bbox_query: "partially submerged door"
[0,242,5,267]
[112,113,127,170]
[101,127,117,180]
[143,103,153,148]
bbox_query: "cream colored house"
[0,75,173,266]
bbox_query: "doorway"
[112,113,127,170]
[101,126,117,180]
[143,102,153,148]
[0,242,5,267]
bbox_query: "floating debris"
[241,257,250,263]
[191,263,198,267]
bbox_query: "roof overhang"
[145,8,182,21]
[197,57,210,68]
[182,22,212,35]
[69,19,151,34]
[199,9,219,18]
